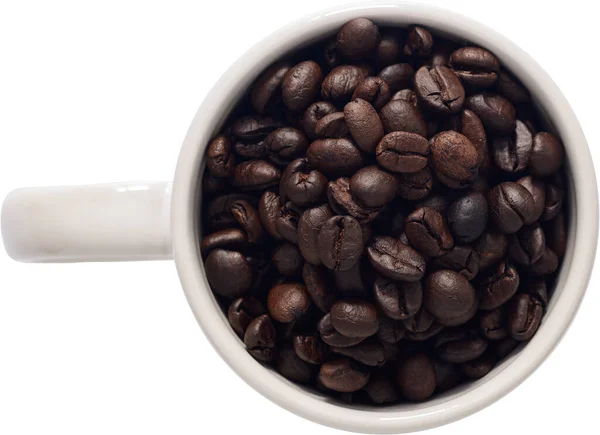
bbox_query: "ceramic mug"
[2,2,598,433]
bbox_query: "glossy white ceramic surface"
[171,2,597,433]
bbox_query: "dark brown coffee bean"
[231,115,281,141]
[508,293,543,341]
[397,167,434,200]
[405,322,445,342]
[258,191,282,240]
[302,101,337,139]
[205,249,253,298]
[435,328,488,363]
[332,339,386,367]
[478,261,520,310]
[314,112,348,138]
[352,77,391,110]
[374,276,422,320]
[376,131,430,173]
[541,181,564,222]
[465,93,516,134]
[544,212,567,258]
[396,353,436,401]
[475,231,508,269]
[434,360,463,393]
[244,314,276,362]
[367,236,426,282]
[267,283,311,323]
[327,177,381,223]
[275,201,301,244]
[232,140,267,160]
[318,216,364,271]
[318,313,366,348]
[207,194,257,230]
[272,243,304,277]
[302,264,335,313]
[307,138,365,178]
[414,66,465,114]
[508,224,546,265]
[433,245,480,281]
[207,135,235,178]
[350,166,399,208]
[298,205,334,265]
[455,109,489,173]
[344,99,385,153]
[293,335,328,364]
[516,176,546,224]
[228,297,266,337]
[373,28,402,67]
[406,207,454,257]
[232,160,280,190]
[530,132,564,177]
[531,247,559,276]
[280,158,327,207]
[450,47,500,89]
[319,358,370,392]
[391,88,418,105]
[416,194,449,215]
[425,270,478,326]
[377,317,406,343]
[230,200,263,243]
[495,69,530,104]
[201,229,248,257]
[525,279,549,308]
[331,299,379,338]
[480,306,508,340]
[364,370,399,404]
[492,120,533,173]
[461,349,497,379]
[403,26,433,56]
[488,182,535,234]
[447,192,488,243]
[265,127,309,166]
[282,61,323,111]
[322,65,367,103]
[430,131,480,189]
[251,61,291,114]
[376,63,415,93]
[276,347,315,383]
[336,18,380,60]
[380,99,427,137]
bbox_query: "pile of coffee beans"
[201,18,568,404]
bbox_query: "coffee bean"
[233,140,267,160]
[258,191,283,240]
[544,212,567,258]
[282,61,323,111]
[314,112,348,138]
[233,160,281,190]
[207,135,235,178]
[404,26,433,56]
[265,127,309,166]
[376,131,430,173]
[228,297,266,337]
[447,192,488,243]
[367,236,426,281]
[414,66,465,114]
[297,205,334,265]
[488,182,535,234]
[434,360,463,393]
[332,339,386,366]
[374,276,422,320]
[244,314,276,362]
[302,101,338,139]
[530,132,564,177]
[460,349,497,379]
[322,65,367,103]
[480,306,508,340]
[541,181,564,222]
[302,264,335,313]
[275,201,302,244]
[478,261,520,310]
[430,131,480,189]
[425,270,478,326]
[231,115,281,140]
[344,99,385,153]
[465,93,516,134]
[391,88,418,105]
[435,328,488,363]
[475,231,508,269]
[377,317,406,343]
[251,61,291,114]
[318,216,364,271]
[377,63,415,92]
[292,335,328,364]
[492,120,533,173]
[271,243,304,277]
[406,207,454,257]
[396,353,436,401]
[307,138,365,178]
[405,322,445,342]
[495,69,530,104]
[318,313,366,348]
[531,247,559,276]
[508,224,546,265]
[230,199,263,243]
[327,177,381,223]
[508,293,543,341]
[330,299,379,338]
[352,77,391,110]
[433,245,480,280]
[450,47,500,89]
[206,193,257,230]
[416,194,449,215]
[280,158,327,207]
[525,279,549,308]
[380,99,427,137]
[319,358,371,392]
[364,370,399,404]
[397,167,433,200]
[201,228,248,257]
[448,109,489,174]
[267,283,311,323]
[516,176,546,224]
[205,249,253,298]
[350,166,399,208]
[276,347,315,383]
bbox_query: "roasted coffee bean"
[434,360,463,393]
[275,201,302,244]
[478,261,520,310]
[492,120,533,173]
[233,160,281,190]
[425,270,478,326]
[508,224,546,265]
[465,93,516,135]
[392,90,418,108]
[293,335,328,364]
[374,28,402,67]
[267,283,311,323]
[376,131,430,173]
[336,18,380,60]
[374,276,422,320]
[414,66,465,114]
[461,349,497,379]
[318,216,364,271]
[206,193,256,230]
[404,26,433,56]
[525,279,549,308]
[251,61,291,114]
[377,317,406,343]
[367,236,426,282]
[430,131,480,189]
[272,243,304,277]
[377,63,414,92]
[280,158,327,207]
[406,207,454,257]
[258,191,283,240]
[447,192,488,243]
[364,370,399,404]
[450,47,500,89]
[416,194,449,215]
[433,245,480,280]
[480,306,508,340]
[228,297,266,337]
[435,328,488,363]
[281,61,323,111]
[541,181,564,222]
[445,109,489,174]
[265,127,309,166]
[495,69,530,104]
[427,38,457,67]
[531,247,559,276]
[244,314,276,362]
[380,99,427,137]
[201,228,248,257]
[332,339,386,366]
[302,101,338,139]
[307,138,365,178]
[318,313,366,348]
[488,182,535,234]
[207,135,235,178]
[276,347,315,383]
[405,322,444,342]
[302,264,335,312]
[231,115,281,140]
[298,205,334,265]
[350,166,399,208]
[396,353,436,401]
[314,112,348,138]
[397,167,434,200]
[233,140,267,160]
[319,358,371,392]
[352,77,391,110]
[530,132,564,177]
[327,177,381,223]
[230,200,263,243]
[475,231,508,269]
[508,293,543,341]
[322,65,367,103]
[330,299,379,338]
[205,249,253,298]
[544,212,567,258]
[344,99,385,152]
[516,176,545,224]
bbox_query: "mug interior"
[173,3,596,433]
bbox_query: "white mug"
[2,2,598,433]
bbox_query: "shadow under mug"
[2,2,598,433]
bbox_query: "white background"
[0,0,597,434]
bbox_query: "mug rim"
[171,2,598,433]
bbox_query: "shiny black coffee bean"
[244,314,276,362]
[516,176,546,224]
[318,216,364,271]
[258,191,283,240]
[331,299,379,338]
[508,293,543,341]
[350,165,399,208]
[450,47,500,89]
[265,127,309,166]
[280,158,327,207]
[318,313,366,348]
[344,99,385,153]
[478,261,520,310]
[425,270,478,326]
[302,101,337,139]
[530,132,564,177]
[319,358,371,392]
[205,249,253,298]
[228,297,266,337]
[377,63,414,92]
[332,339,386,366]
[267,283,312,323]
[414,66,465,114]
[367,236,426,282]
[403,26,434,56]
[406,207,454,257]
[397,168,434,200]
[433,245,480,281]
[207,135,235,178]
[298,205,334,265]
[327,177,381,223]
[374,276,422,320]
[480,306,509,340]
[322,65,367,103]
[230,199,264,243]
[307,138,365,178]
[336,18,381,60]
[447,192,488,243]
[465,93,516,134]
[282,61,323,111]
[376,131,430,173]
[492,120,533,173]
[396,353,436,401]
[201,228,248,257]
[380,99,427,137]
[488,182,535,234]
[233,140,267,160]
[508,224,546,265]
[430,131,480,189]
[275,201,302,244]
[352,76,391,110]
[434,327,488,363]
[475,231,508,269]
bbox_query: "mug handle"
[1,182,172,262]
